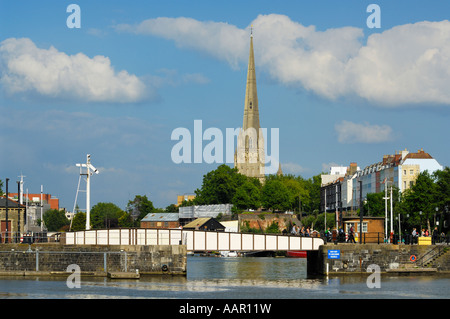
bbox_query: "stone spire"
[234,31,265,182]
[242,32,260,138]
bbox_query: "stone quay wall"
[307,244,450,276]
[0,244,186,276]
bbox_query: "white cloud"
[335,120,393,144]
[0,37,147,103]
[118,14,450,106]
[115,17,248,69]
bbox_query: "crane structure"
[74,154,99,230]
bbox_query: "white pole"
[335,185,338,230]
[25,188,29,233]
[86,154,91,230]
[324,188,327,232]
[19,174,24,205]
[390,186,393,238]
[40,185,43,231]
[384,183,388,242]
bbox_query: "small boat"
[286,250,307,258]
[220,251,238,257]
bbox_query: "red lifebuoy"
[410,255,417,262]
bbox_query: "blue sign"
[328,249,340,259]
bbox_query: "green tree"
[194,164,247,205]
[90,202,125,229]
[434,167,450,215]
[126,195,155,222]
[261,179,290,212]
[71,212,86,231]
[402,171,437,230]
[364,192,385,217]
[232,180,261,210]
[0,179,3,196]
[43,209,70,232]
[301,174,321,214]
[165,203,178,212]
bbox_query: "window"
[410,170,414,175]
[403,170,406,175]
[249,101,253,109]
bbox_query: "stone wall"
[309,244,450,275]
[0,244,186,276]
[238,213,299,232]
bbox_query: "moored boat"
[286,250,307,258]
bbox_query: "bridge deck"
[65,228,324,251]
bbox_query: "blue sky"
[1,0,449,211]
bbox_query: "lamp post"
[419,211,423,232]
[359,180,363,245]
[5,178,9,243]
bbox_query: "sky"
[0,0,449,212]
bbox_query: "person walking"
[432,227,439,245]
[348,225,356,243]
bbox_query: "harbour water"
[0,256,449,299]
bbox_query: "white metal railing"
[64,228,324,251]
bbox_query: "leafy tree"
[364,192,385,217]
[402,171,437,230]
[232,180,261,210]
[194,164,247,205]
[313,212,336,232]
[261,179,290,212]
[43,209,70,232]
[0,179,3,196]
[165,203,178,212]
[90,202,126,229]
[434,166,450,214]
[126,195,155,222]
[301,174,321,214]
[71,212,86,231]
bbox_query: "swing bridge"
[65,228,324,252]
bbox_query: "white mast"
[18,173,25,205]
[75,154,99,230]
[40,185,43,231]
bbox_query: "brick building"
[0,196,26,242]
[140,213,180,229]
[8,192,59,210]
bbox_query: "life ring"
[161,264,169,272]
[410,255,417,262]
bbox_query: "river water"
[0,256,449,299]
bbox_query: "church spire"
[242,28,260,134]
[234,30,265,183]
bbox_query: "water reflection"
[0,256,449,299]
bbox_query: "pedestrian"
[290,225,297,236]
[432,227,439,244]
[412,228,418,244]
[348,226,356,243]
[338,227,345,242]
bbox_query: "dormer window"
[249,101,252,109]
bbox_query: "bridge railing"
[64,228,324,251]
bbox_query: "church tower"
[234,31,265,183]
